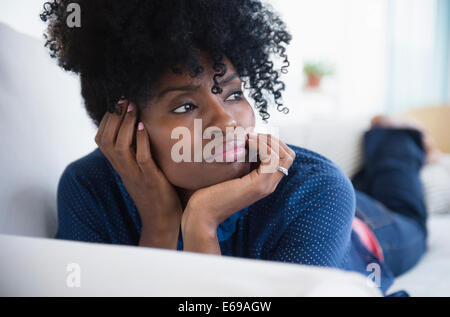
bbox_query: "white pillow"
[278,118,368,178]
[421,155,450,214]
[0,23,96,238]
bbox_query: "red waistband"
[352,216,384,262]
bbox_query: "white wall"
[265,0,389,126]
[0,0,46,41]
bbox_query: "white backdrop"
[0,0,45,40]
[267,0,389,122]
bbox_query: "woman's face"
[140,52,255,190]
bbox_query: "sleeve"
[55,164,110,243]
[271,165,356,269]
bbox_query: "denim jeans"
[352,128,428,277]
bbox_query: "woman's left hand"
[181,132,295,254]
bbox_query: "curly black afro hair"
[40,0,292,126]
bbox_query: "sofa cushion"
[0,23,96,237]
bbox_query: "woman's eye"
[171,92,243,114]
[226,90,244,101]
[172,103,197,114]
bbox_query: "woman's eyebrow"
[219,72,239,85]
[157,72,239,100]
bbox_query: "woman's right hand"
[95,100,183,250]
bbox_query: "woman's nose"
[205,96,238,133]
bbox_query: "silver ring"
[276,166,288,176]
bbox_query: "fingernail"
[138,122,144,131]
[118,97,127,104]
[249,132,257,139]
[127,103,134,112]
[115,104,123,115]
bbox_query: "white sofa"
[1,22,449,296]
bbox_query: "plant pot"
[306,74,322,88]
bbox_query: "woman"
[42,0,431,295]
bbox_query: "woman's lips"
[209,140,247,162]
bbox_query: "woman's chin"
[201,161,252,185]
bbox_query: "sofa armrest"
[0,234,381,296]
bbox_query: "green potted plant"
[303,61,334,88]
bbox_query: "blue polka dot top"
[56,145,394,294]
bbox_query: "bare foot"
[370,115,442,164]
